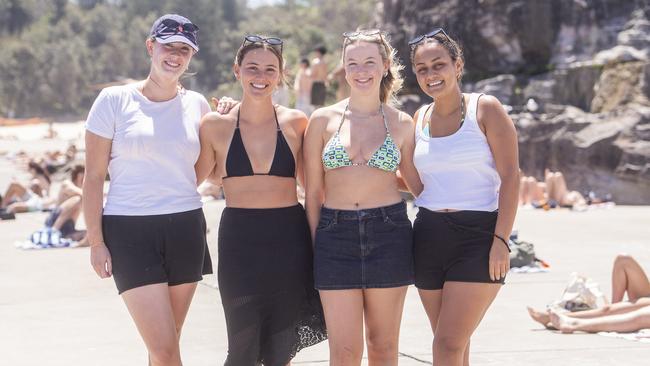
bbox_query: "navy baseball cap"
[149,14,199,52]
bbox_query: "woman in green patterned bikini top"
[322,103,400,172]
[303,29,423,366]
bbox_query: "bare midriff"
[323,167,402,210]
[223,176,298,209]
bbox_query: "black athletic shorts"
[102,208,213,294]
[413,208,504,290]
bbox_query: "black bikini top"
[224,106,296,179]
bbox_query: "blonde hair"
[342,29,404,106]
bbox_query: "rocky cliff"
[379,0,650,204]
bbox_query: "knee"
[614,254,635,268]
[148,342,180,365]
[434,335,467,357]
[366,336,398,361]
[330,344,363,365]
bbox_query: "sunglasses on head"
[342,29,384,39]
[242,35,283,54]
[154,19,199,44]
[408,27,450,47]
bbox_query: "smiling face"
[343,41,388,97]
[412,40,463,98]
[146,39,194,82]
[234,48,281,99]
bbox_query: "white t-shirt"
[85,84,210,216]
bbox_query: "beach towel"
[598,329,650,343]
[14,227,73,249]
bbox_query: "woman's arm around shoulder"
[387,106,423,196]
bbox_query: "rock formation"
[379,0,650,204]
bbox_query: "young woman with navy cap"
[83,14,212,365]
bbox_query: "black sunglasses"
[242,35,283,54]
[154,19,199,44]
[408,28,450,47]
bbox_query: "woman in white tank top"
[407,28,519,365]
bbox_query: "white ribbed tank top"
[413,93,500,212]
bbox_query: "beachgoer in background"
[410,28,519,366]
[43,163,86,243]
[328,63,350,101]
[1,161,52,214]
[195,34,326,365]
[294,58,313,115]
[528,254,650,333]
[83,14,212,366]
[310,45,328,108]
[519,169,589,209]
[303,29,421,365]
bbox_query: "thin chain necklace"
[427,94,466,137]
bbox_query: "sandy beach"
[1,122,649,365]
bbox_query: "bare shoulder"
[477,95,509,121]
[276,105,308,133]
[308,101,346,129]
[200,109,237,134]
[384,104,415,133]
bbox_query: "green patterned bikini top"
[322,104,400,172]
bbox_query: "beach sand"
[1,122,649,365]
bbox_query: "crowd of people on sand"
[0,145,90,246]
[2,10,643,366]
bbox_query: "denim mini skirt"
[314,201,414,290]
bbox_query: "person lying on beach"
[519,169,588,209]
[527,254,650,333]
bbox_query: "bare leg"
[319,289,364,366]
[363,287,408,365]
[168,283,198,340]
[2,182,28,207]
[433,282,501,366]
[52,196,82,231]
[6,201,29,214]
[544,170,557,202]
[519,177,529,205]
[528,298,650,328]
[612,254,650,302]
[122,283,182,366]
[550,306,650,333]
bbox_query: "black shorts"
[102,208,213,294]
[413,208,504,290]
[310,81,326,106]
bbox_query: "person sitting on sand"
[42,164,87,244]
[1,161,52,214]
[528,254,650,333]
[519,173,546,206]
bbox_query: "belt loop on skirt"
[333,209,339,224]
[379,206,389,222]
